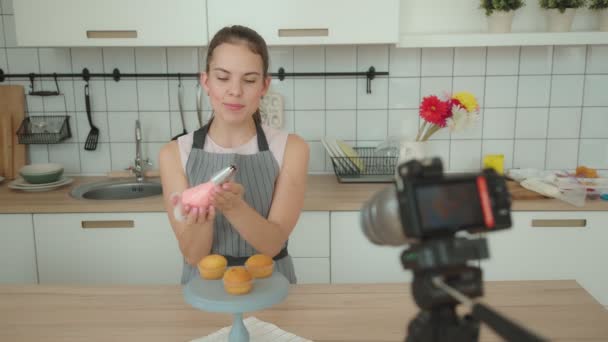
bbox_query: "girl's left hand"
[210,181,245,213]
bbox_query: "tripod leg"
[406,306,479,342]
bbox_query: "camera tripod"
[401,238,546,342]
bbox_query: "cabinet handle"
[86,30,138,39]
[81,220,134,229]
[278,28,329,37]
[531,219,587,228]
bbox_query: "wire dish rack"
[17,115,72,144]
[330,147,397,183]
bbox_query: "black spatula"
[84,83,99,151]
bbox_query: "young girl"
[159,25,309,284]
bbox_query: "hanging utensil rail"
[0,67,388,94]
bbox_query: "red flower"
[419,95,451,127]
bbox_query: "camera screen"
[415,182,484,231]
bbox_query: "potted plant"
[539,0,587,32]
[589,0,608,31]
[480,0,526,33]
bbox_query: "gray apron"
[180,118,297,284]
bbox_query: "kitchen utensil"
[196,82,204,128]
[0,85,27,180]
[28,74,61,96]
[259,90,283,129]
[19,163,64,184]
[83,83,99,150]
[172,81,187,140]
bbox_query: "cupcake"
[245,254,274,279]
[197,254,228,280]
[223,267,253,295]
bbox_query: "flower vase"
[398,141,427,166]
[600,9,608,32]
[546,8,576,32]
[487,11,515,33]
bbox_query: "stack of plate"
[8,176,73,192]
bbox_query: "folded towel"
[191,316,313,342]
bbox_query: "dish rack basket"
[330,147,397,183]
[16,115,72,144]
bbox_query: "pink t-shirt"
[177,125,289,172]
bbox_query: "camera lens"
[360,185,408,246]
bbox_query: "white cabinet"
[207,0,400,46]
[331,212,411,283]
[34,213,183,285]
[290,212,330,284]
[0,214,37,284]
[482,211,608,305]
[14,0,208,47]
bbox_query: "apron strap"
[192,116,269,152]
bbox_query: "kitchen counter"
[1,280,607,342]
[1,175,607,213]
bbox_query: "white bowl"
[19,163,64,184]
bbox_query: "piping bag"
[173,165,237,222]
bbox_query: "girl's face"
[202,42,270,125]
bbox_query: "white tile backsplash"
[135,48,167,73]
[105,80,138,111]
[547,107,581,138]
[485,76,518,108]
[581,107,608,138]
[516,108,549,139]
[546,139,578,170]
[326,46,356,72]
[587,46,608,74]
[517,76,551,107]
[137,80,170,111]
[357,110,387,140]
[294,47,324,72]
[519,46,552,75]
[388,78,420,109]
[326,110,356,141]
[389,47,420,77]
[79,143,111,175]
[295,111,325,140]
[454,48,486,76]
[553,46,586,74]
[2,0,13,14]
[513,140,546,169]
[357,77,388,109]
[103,48,135,74]
[486,47,519,75]
[550,75,584,107]
[483,108,516,139]
[421,48,453,77]
[294,79,325,110]
[1,7,605,174]
[583,75,608,107]
[326,79,356,109]
[6,48,39,74]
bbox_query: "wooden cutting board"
[507,180,548,200]
[0,85,27,180]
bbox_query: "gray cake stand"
[183,272,289,342]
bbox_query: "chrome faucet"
[133,119,150,182]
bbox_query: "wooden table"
[1,280,607,341]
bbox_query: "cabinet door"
[292,258,330,284]
[208,0,399,46]
[289,212,329,258]
[331,212,411,283]
[34,213,183,284]
[0,214,37,284]
[14,0,207,46]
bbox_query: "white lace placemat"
[191,316,313,342]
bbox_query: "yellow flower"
[452,91,479,112]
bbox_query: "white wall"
[1,0,607,175]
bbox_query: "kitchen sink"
[70,179,163,200]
